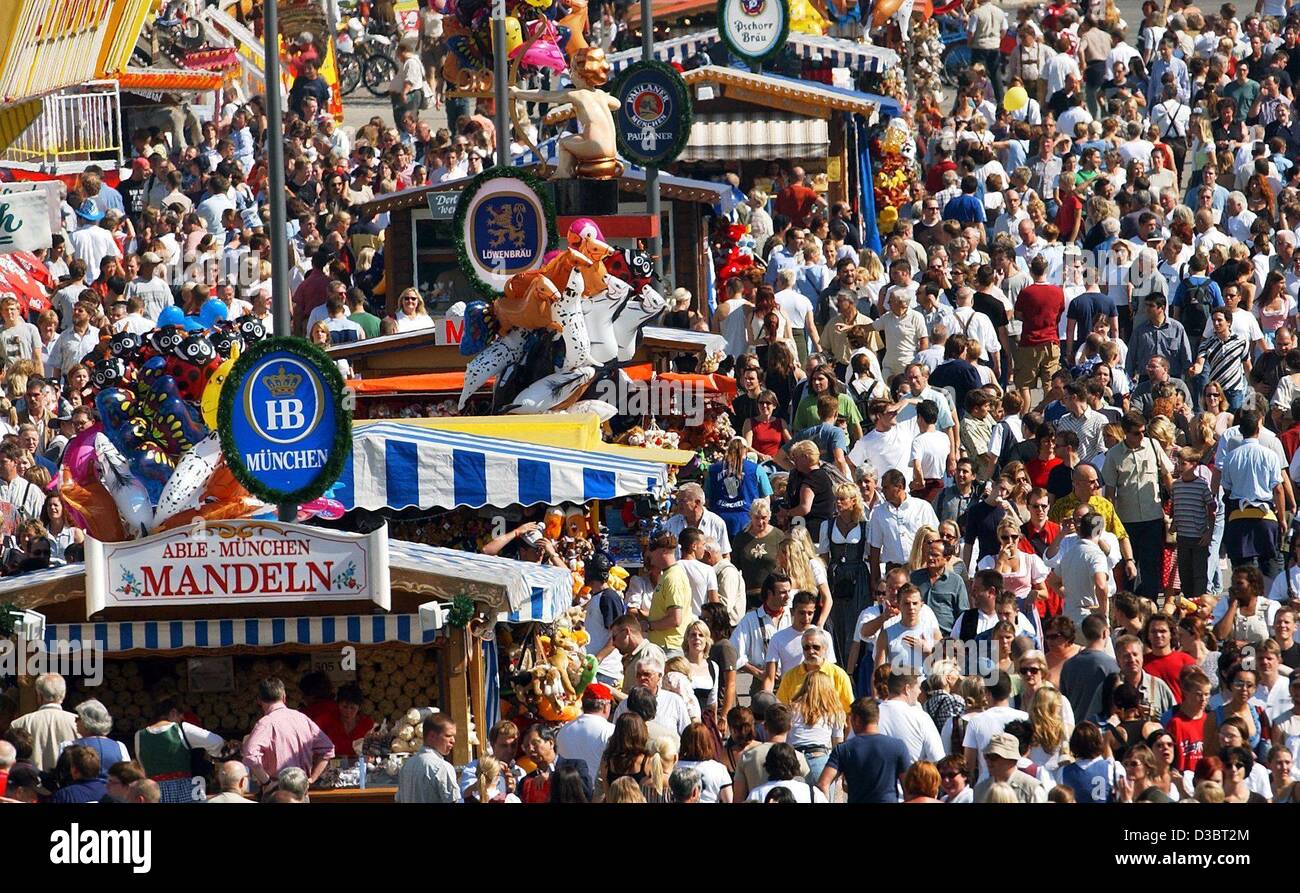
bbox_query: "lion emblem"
[486,202,529,250]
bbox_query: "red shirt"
[1026,457,1063,488]
[1015,283,1065,346]
[1144,650,1195,702]
[1278,422,1300,461]
[774,184,821,228]
[1165,711,1207,773]
[1054,193,1082,240]
[926,159,957,193]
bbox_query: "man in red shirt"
[1013,254,1065,411]
[1141,614,1195,701]
[291,246,336,336]
[774,166,825,228]
[1163,665,1212,774]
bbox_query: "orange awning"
[347,371,476,394]
[116,69,224,93]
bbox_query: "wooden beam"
[557,214,659,239]
[446,627,472,765]
[466,635,487,761]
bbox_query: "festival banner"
[614,60,693,167]
[718,0,790,64]
[84,521,391,615]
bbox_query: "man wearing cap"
[973,732,1047,802]
[67,200,120,284]
[2,765,50,803]
[126,252,174,324]
[555,683,615,793]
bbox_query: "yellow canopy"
[356,413,696,467]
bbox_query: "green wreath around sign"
[612,60,695,167]
[716,0,791,65]
[217,336,354,507]
[453,165,559,297]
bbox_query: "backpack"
[1180,278,1214,336]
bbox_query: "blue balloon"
[182,315,205,331]
[199,298,229,328]
[157,306,185,328]
[459,301,490,357]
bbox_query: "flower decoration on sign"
[333,560,359,591]
[117,569,143,599]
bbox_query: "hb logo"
[262,364,305,432]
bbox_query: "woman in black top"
[780,440,836,544]
[764,342,804,423]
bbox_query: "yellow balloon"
[202,356,237,430]
[1003,85,1029,112]
[500,16,523,55]
[790,0,829,35]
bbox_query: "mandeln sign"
[84,521,391,614]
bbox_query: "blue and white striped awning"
[42,614,438,654]
[606,29,899,74]
[335,422,668,512]
[389,539,573,623]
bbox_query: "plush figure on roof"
[715,223,762,290]
[508,1,621,179]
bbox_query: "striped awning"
[42,614,438,654]
[606,29,899,74]
[335,422,669,513]
[680,112,829,162]
[116,68,224,93]
[389,539,573,623]
[0,96,43,153]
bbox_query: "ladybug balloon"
[147,325,186,361]
[108,330,144,364]
[234,315,266,344]
[209,326,243,360]
[164,332,221,402]
[88,356,131,393]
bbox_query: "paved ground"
[340,91,449,135]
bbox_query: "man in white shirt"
[731,574,793,683]
[1224,191,1258,244]
[867,469,940,590]
[66,200,120,283]
[555,684,616,793]
[849,400,913,478]
[774,267,819,363]
[951,286,1002,371]
[876,670,945,764]
[701,540,746,626]
[763,591,835,690]
[1118,121,1155,166]
[959,671,1029,782]
[676,527,720,617]
[611,657,692,735]
[1048,512,1114,620]
[125,251,174,323]
[663,482,732,558]
[46,301,100,378]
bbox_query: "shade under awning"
[682,112,829,162]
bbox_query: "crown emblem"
[261,364,302,397]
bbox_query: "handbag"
[178,721,215,785]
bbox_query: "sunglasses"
[1225,761,1246,770]
[1019,665,1043,675]
[939,772,962,780]
[1030,503,1049,509]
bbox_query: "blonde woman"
[977,517,1049,609]
[642,736,678,803]
[466,755,520,803]
[857,249,888,308]
[788,670,845,784]
[906,525,940,573]
[1028,686,1070,785]
[817,481,871,661]
[394,287,434,332]
[604,776,645,803]
[778,528,833,628]
[706,435,773,539]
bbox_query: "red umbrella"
[0,251,52,316]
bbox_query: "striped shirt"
[1054,409,1109,461]
[1197,332,1249,393]
[1170,476,1215,538]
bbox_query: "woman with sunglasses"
[1206,663,1272,762]
[1115,743,1175,802]
[1220,745,1269,803]
[741,390,790,462]
[977,517,1049,610]
[394,287,434,332]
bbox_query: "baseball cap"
[131,157,151,175]
[584,553,613,584]
[76,199,104,222]
[140,251,163,264]
[750,690,779,724]
[984,732,1021,761]
[583,682,613,701]
[6,765,51,796]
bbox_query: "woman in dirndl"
[817,481,872,663]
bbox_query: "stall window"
[412,209,471,314]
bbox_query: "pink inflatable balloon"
[60,423,104,485]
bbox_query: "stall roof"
[115,68,225,94]
[357,165,726,216]
[0,538,572,634]
[337,421,670,513]
[681,112,829,162]
[682,66,888,117]
[605,28,899,74]
[641,326,726,355]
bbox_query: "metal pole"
[641,1,662,280]
[262,0,296,524]
[492,0,511,167]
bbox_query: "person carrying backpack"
[1169,252,1223,362]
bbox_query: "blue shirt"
[1147,56,1190,105]
[764,246,799,285]
[51,777,108,803]
[943,194,987,225]
[1184,182,1229,212]
[1065,291,1116,338]
[1220,439,1283,505]
[1170,275,1224,318]
[826,733,912,803]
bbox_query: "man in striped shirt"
[1054,381,1110,461]
[1188,308,1252,411]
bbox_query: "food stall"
[0,519,572,800]
[356,167,727,319]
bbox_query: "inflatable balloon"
[235,315,267,343]
[88,356,131,393]
[59,423,104,485]
[128,441,176,504]
[459,300,492,356]
[583,280,667,365]
[108,330,145,363]
[459,327,526,409]
[154,432,221,528]
[499,15,523,53]
[147,327,185,363]
[201,356,236,430]
[182,315,205,332]
[157,306,186,328]
[155,394,209,456]
[165,333,222,402]
[1003,85,1029,112]
[871,0,903,26]
[95,389,136,456]
[209,327,243,361]
[60,469,127,543]
[94,434,154,538]
[554,268,596,371]
[297,497,346,522]
[503,366,594,414]
[199,298,229,328]
[158,462,258,531]
[790,0,829,34]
